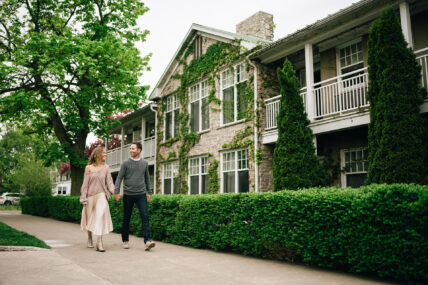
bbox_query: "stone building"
[107,0,428,193]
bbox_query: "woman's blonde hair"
[88,146,105,165]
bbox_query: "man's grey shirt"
[114,158,152,195]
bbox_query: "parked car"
[0,193,23,206]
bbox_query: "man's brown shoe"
[145,240,155,251]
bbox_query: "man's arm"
[114,161,127,200]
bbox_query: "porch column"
[305,43,315,121]
[141,117,147,157]
[120,126,124,163]
[400,2,413,48]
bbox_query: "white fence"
[416,47,428,90]
[106,137,155,168]
[314,67,369,119]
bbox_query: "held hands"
[147,194,151,202]
[114,194,122,201]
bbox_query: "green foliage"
[22,184,428,283]
[0,222,50,248]
[0,0,150,195]
[7,154,52,196]
[21,197,50,217]
[207,159,219,194]
[366,8,428,184]
[273,60,328,190]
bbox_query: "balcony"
[106,137,155,171]
[263,47,428,144]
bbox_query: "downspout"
[150,102,158,193]
[246,54,259,193]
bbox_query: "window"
[57,187,62,195]
[194,36,203,60]
[222,149,249,193]
[163,161,179,194]
[145,120,155,138]
[189,80,210,132]
[339,41,364,75]
[341,147,368,188]
[189,156,209,194]
[221,62,250,125]
[165,94,179,140]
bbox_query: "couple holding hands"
[79,142,155,252]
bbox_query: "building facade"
[107,0,428,193]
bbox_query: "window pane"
[173,177,180,194]
[237,82,249,120]
[165,112,172,139]
[174,109,180,137]
[190,101,200,132]
[190,176,199,195]
[346,173,366,188]
[222,68,234,88]
[201,97,209,131]
[201,157,208,174]
[223,172,235,193]
[201,175,208,194]
[164,179,171,194]
[223,87,235,124]
[238,170,249,193]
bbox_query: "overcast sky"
[92,0,358,144]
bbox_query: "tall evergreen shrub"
[273,60,328,191]
[366,8,427,184]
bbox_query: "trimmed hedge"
[21,184,428,284]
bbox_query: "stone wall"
[236,11,274,41]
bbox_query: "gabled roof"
[148,23,272,100]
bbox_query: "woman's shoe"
[96,238,105,252]
[87,239,94,248]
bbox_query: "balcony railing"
[106,137,155,169]
[265,88,307,130]
[314,67,369,119]
[415,47,428,89]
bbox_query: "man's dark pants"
[122,194,151,243]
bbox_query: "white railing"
[265,88,307,130]
[143,137,155,158]
[106,147,121,168]
[314,67,369,119]
[106,138,155,168]
[415,47,428,90]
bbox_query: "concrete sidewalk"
[0,212,397,285]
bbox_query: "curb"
[0,246,50,251]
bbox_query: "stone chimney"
[236,11,274,41]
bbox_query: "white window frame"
[220,148,249,193]
[162,161,179,194]
[188,156,209,195]
[340,147,368,187]
[189,79,210,133]
[164,94,179,140]
[336,39,364,75]
[220,62,249,126]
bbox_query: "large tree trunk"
[70,163,85,196]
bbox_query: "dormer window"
[194,36,203,60]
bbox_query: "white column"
[120,127,124,163]
[400,2,413,48]
[141,117,147,157]
[305,44,315,121]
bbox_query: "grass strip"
[0,222,50,249]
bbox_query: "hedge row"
[21,184,428,284]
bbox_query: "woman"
[80,146,115,252]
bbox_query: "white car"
[0,193,23,206]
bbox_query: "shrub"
[21,184,428,283]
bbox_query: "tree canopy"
[273,59,328,191]
[366,8,427,184]
[0,0,151,194]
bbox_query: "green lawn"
[0,222,50,248]
[0,205,21,211]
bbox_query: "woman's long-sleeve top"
[80,165,115,204]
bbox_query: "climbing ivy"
[207,158,219,194]
[156,39,259,194]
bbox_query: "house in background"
[105,103,156,190]
[106,0,428,194]
[51,163,71,196]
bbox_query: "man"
[114,142,155,251]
